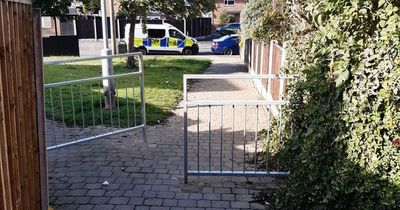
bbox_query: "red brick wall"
[41,17,61,37]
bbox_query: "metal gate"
[183,74,294,183]
[44,53,146,150]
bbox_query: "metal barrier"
[44,53,146,150]
[183,74,294,183]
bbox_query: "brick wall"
[212,0,246,26]
[41,16,61,37]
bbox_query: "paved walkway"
[48,55,283,210]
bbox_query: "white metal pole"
[101,0,114,109]
[109,0,117,54]
[73,18,77,35]
[183,0,188,35]
[183,17,187,35]
[94,16,98,41]
[117,19,121,41]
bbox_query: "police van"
[125,23,199,55]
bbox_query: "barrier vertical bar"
[183,75,188,184]
[220,105,223,172]
[138,54,146,141]
[197,105,200,173]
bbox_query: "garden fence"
[183,74,294,183]
[44,53,146,150]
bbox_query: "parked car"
[125,23,199,55]
[211,34,240,55]
[215,23,240,35]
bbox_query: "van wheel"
[223,48,233,55]
[138,47,147,55]
[182,47,193,55]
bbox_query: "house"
[212,0,246,26]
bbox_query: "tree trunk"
[53,17,58,36]
[127,15,137,68]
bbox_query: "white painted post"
[73,18,77,35]
[255,41,259,76]
[101,0,115,109]
[251,40,255,74]
[281,42,287,67]
[267,40,274,97]
[94,16,98,41]
[260,42,265,91]
[117,19,121,41]
[109,0,117,54]
[280,42,287,99]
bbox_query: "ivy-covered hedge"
[242,0,400,209]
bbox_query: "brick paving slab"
[48,55,284,209]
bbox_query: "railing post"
[183,75,188,184]
[138,54,147,142]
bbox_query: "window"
[224,0,234,5]
[41,17,52,28]
[148,29,165,38]
[169,29,185,40]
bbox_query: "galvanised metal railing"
[44,53,146,150]
[183,74,295,183]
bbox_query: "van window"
[169,29,185,40]
[148,29,165,38]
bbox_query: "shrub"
[219,10,235,25]
[240,0,289,42]
[243,0,400,209]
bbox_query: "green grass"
[44,57,211,127]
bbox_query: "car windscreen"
[148,29,166,38]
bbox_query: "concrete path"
[48,55,282,210]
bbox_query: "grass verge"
[44,57,210,127]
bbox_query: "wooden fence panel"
[262,43,270,88]
[242,39,286,100]
[271,44,283,100]
[0,1,46,209]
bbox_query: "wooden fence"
[242,39,286,100]
[0,1,47,209]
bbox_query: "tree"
[33,0,73,36]
[219,10,234,25]
[81,0,101,14]
[118,0,215,67]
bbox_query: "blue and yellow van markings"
[134,36,194,49]
[168,38,179,48]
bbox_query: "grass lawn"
[44,57,210,128]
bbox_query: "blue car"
[215,23,241,35]
[211,34,240,55]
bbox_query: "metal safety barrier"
[183,74,295,183]
[44,52,146,150]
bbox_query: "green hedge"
[242,0,400,209]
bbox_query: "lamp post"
[100,0,115,109]
[183,0,189,35]
[109,0,117,54]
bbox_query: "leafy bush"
[219,10,235,25]
[240,0,289,41]
[242,0,400,209]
